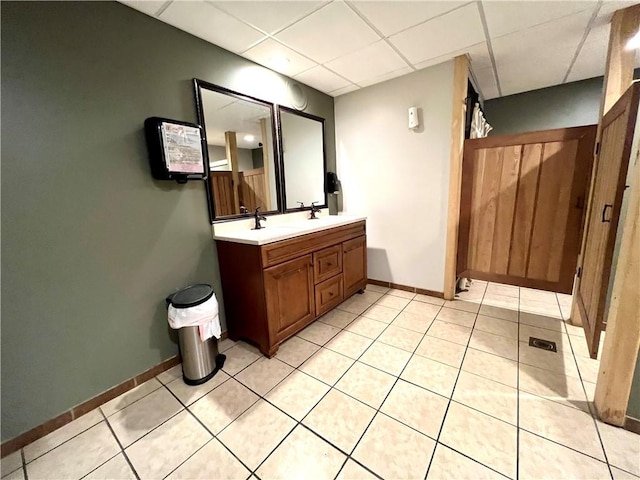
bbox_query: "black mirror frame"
[276,105,329,214]
[193,78,283,223]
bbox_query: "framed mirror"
[278,107,327,212]
[194,79,280,221]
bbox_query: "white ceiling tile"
[294,65,351,93]
[483,1,597,39]
[491,11,591,66]
[595,1,639,25]
[212,1,327,35]
[472,67,499,100]
[243,39,317,76]
[357,66,413,87]
[159,1,265,53]
[566,23,609,82]
[329,84,361,97]
[498,53,575,96]
[349,1,469,37]
[324,40,408,84]
[413,41,491,71]
[119,0,168,17]
[389,3,484,65]
[275,2,381,64]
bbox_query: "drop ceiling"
[121,0,640,100]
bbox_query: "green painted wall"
[628,350,640,420]
[1,1,335,441]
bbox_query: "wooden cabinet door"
[264,254,315,342]
[343,236,367,297]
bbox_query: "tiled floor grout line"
[423,281,489,480]
[97,409,140,480]
[20,448,28,480]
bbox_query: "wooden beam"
[444,55,469,300]
[594,145,640,426]
[259,118,272,210]
[225,131,241,214]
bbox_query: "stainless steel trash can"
[166,284,226,385]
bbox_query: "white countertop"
[212,211,366,245]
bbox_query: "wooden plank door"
[209,171,236,216]
[239,168,267,212]
[573,83,640,358]
[458,125,596,293]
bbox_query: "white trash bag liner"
[168,293,221,342]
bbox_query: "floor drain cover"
[529,337,557,352]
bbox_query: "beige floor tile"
[387,288,416,299]
[519,312,565,332]
[401,355,459,397]
[361,304,401,323]
[519,342,580,378]
[338,296,372,315]
[107,387,182,447]
[2,467,24,480]
[353,413,435,480]
[443,300,480,314]
[189,378,259,434]
[345,317,388,339]
[485,283,519,298]
[336,362,396,408]
[415,335,466,368]
[217,337,237,353]
[380,379,448,438]
[377,325,423,352]
[336,459,377,480]
[462,348,518,388]
[392,311,434,334]
[556,292,573,307]
[26,423,119,480]
[440,402,517,479]
[519,299,562,318]
[24,409,103,462]
[235,357,294,396]
[324,331,373,359]
[598,421,640,476]
[519,324,571,352]
[403,301,442,318]
[519,363,589,412]
[611,467,640,480]
[560,303,572,320]
[435,307,477,328]
[360,341,411,376]
[474,315,518,340]
[376,294,411,310]
[317,309,358,329]
[85,453,135,480]
[564,320,585,336]
[222,342,262,376]
[453,371,518,425]
[366,283,389,294]
[303,389,376,454]
[157,364,183,384]
[427,320,472,346]
[482,293,518,310]
[299,348,355,385]
[1,452,22,477]
[520,288,558,304]
[255,425,346,480]
[427,444,507,480]
[266,370,330,421]
[518,430,610,480]
[575,355,600,384]
[469,330,518,361]
[166,371,229,406]
[297,321,341,346]
[126,410,211,480]
[167,439,250,480]
[275,336,320,367]
[479,304,518,323]
[218,400,296,470]
[568,334,594,359]
[414,294,445,306]
[101,378,163,416]
[519,395,605,460]
[359,291,384,304]
[454,292,484,303]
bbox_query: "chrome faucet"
[253,207,266,230]
[310,201,320,219]
[297,201,305,209]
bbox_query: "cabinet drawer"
[313,245,343,284]
[315,275,343,317]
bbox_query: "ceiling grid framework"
[122,0,640,99]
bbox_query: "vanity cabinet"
[216,220,367,357]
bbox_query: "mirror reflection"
[200,87,278,218]
[280,108,326,210]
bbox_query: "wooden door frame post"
[444,55,469,300]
